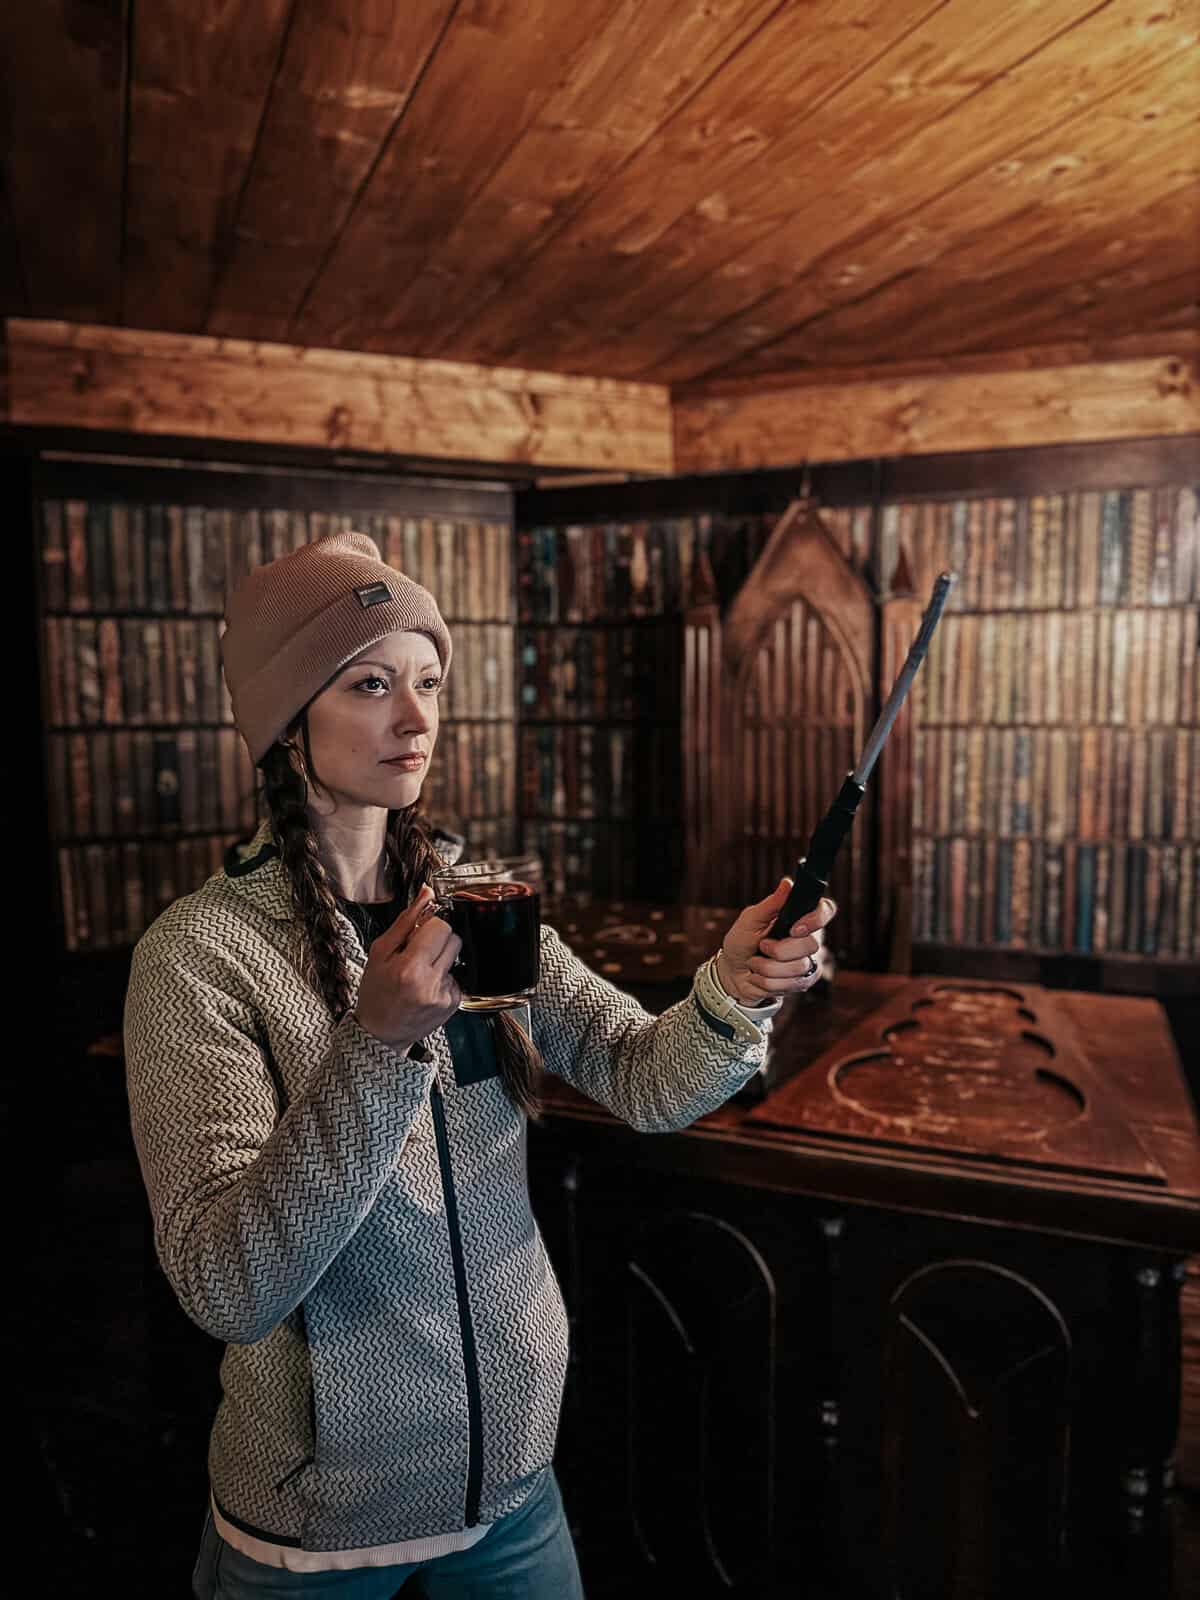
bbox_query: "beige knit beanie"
[221,531,452,765]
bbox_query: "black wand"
[767,571,956,942]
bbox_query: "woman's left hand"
[715,876,837,1004]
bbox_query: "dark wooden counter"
[532,898,1200,1599]
[541,897,1200,1255]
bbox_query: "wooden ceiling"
[2,1,1196,392]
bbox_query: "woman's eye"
[421,677,442,692]
[355,676,389,694]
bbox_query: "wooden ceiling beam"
[0,0,127,323]
[671,352,1200,472]
[3,319,673,475]
[204,0,457,344]
[9,320,1194,479]
[121,0,293,332]
[674,330,1200,399]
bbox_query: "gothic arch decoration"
[684,498,876,966]
[623,1210,777,1590]
[882,1258,1073,1595]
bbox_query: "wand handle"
[767,775,864,939]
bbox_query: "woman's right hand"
[354,885,462,1053]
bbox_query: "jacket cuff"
[708,953,784,1018]
[692,955,780,1045]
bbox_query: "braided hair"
[258,718,543,1119]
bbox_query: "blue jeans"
[192,1470,584,1599]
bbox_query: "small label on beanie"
[355,582,392,608]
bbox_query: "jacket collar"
[220,820,462,927]
[221,821,294,923]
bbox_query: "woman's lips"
[382,755,425,770]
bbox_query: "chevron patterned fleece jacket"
[124,823,775,1554]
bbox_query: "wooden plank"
[370,0,785,357]
[672,356,1200,472]
[4,319,673,474]
[650,18,1200,381]
[438,0,940,367]
[702,70,1199,377]
[205,0,457,342]
[0,0,127,321]
[293,0,633,349]
[447,0,1131,372]
[121,0,292,331]
[677,329,1200,397]
[724,182,1199,379]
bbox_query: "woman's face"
[301,630,442,815]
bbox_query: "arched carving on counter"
[882,1258,1073,1596]
[684,498,877,966]
[623,1211,776,1592]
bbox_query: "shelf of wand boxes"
[888,485,1200,970]
[39,498,521,953]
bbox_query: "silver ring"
[804,955,818,979]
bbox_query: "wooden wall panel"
[5,320,673,475]
[673,356,1200,471]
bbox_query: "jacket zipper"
[274,1456,313,1492]
[429,1076,484,1527]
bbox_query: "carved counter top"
[539,898,1200,1254]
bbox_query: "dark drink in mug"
[432,856,542,1010]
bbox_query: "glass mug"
[431,855,543,1012]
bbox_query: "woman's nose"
[394,691,435,730]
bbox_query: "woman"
[124,531,835,1598]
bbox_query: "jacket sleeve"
[531,924,771,1132]
[124,914,435,1345]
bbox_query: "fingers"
[747,938,821,977]
[380,884,436,947]
[407,913,462,970]
[744,944,825,991]
[377,887,462,970]
[756,927,825,969]
[757,897,836,959]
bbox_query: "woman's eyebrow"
[339,658,441,677]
